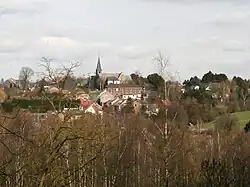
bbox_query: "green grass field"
[203,111,250,130]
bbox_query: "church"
[89,56,131,90]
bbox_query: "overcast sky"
[0,0,249,81]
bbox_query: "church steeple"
[96,56,102,76]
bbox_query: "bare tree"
[38,57,81,112]
[19,67,34,90]
[39,57,57,83]
[60,61,81,90]
[153,51,172,100]
[39,57,80,87]
[134,70,142,77]
[153,51,172,135]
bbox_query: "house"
[83,103,103,115]
[145,104,159,116]
[106,76,120,85]
[101,96,142,114]
[4,78,35,90]
[3,79,22,97]
[144,99,172,116]
[98,90,115,105]
[48,87,60,94]
[79,98,103,115]
[106,98,128,111]
[118,73,132,84]
[106,84,142,100]
[4,78,20,89]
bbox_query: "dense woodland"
[1,108,250,187]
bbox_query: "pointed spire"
[96,55,102,74]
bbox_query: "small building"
[48,87,60,94]
[80,102,102,115]
[4,78,20,89]
[109,98,128,111]
[98,90,115,105]
[106,76,120,85]
[84,103,103,115]
[106,84,142,100]
[118,73,132,84]
[79,98,103,115]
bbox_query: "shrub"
[244,120,250,133]
[215,114,239,132]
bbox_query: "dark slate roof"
[107,76,119,81]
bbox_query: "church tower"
[96,56,102,77]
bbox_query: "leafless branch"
[153,51,171,81]
[38,57,58,82]
[19,67,34,90]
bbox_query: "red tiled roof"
[79,98,102,112]
[79,98,92,107]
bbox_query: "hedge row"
[12,99,81,111]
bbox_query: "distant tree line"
[127,70,250,128]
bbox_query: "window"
[116,88,119,91]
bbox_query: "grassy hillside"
[204,111,250,130]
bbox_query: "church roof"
[101,73,120,78]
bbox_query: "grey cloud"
[211,18,250,27]
[36,35,113,63]
[222,40,247,52]
[0,0,249,80]
[142,0,249,4]
[206,10,250,28]
[0,42,26,54]
[0,47,22,54]
[0,7,39,17]
[223,48,246,52]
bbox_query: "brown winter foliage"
[0,110,250,187]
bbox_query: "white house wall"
[122,94,141,100]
